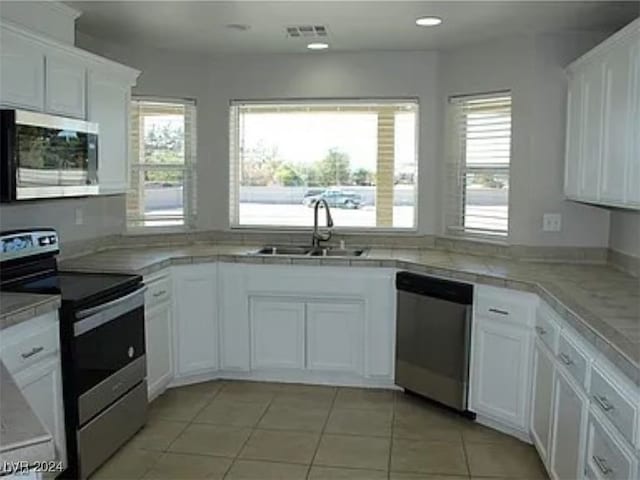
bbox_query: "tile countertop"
[59,244,640,385]
[0,362,55,470]
[0,293,61,331]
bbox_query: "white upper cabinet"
[88,71,132,194]
[0,28,45,110]
[45,52,86,118]
[565,19,640,210]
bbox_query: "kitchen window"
[229,100,418,230]
[445,92,511,237]
[127,98,197,229]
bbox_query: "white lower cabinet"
[550,367,588,480]
[585,412,638,480]
[145,300,173,400]
[471,317,532,432]
[14,355,66,469]
[531,338,555,464]
[250,298,305,370]
[306,301,363,374]
[172,264,218,378]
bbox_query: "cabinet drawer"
[590,365,638,446]
[475,287,534,326]
[0,314,59,375]
[557,331,589,388]
[535,305,559,353]
[145,274,171,307]
[586,412,636,480]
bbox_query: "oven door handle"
[74,286,147,337]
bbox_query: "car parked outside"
[302,189,362,209]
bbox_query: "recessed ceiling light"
[307,42,329,50]
[415,16,442,27]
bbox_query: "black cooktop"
[9,271,142,310]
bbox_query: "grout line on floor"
[305,386,338,479]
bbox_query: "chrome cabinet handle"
[535,326,547,335]
[594,395,614,412]
[153,290,167,297]
[489,308,509,315]
[592,455,612,475]
[21,346,44,359]
[559,353,573,365]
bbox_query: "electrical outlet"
[75,207,84,225]
[543,213,561,232]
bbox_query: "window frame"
[228,98,420,233]
[126,96,197,232]
[445,91,512,240]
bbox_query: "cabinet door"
[218,264,250,371]
[45,53,86,118]
[626,40,640,207]
[550,368,588,480]
[578,62,605,201]
[87,72,130,194]
[600,42,633,204]
[306,301,364,374]
[470,318,531,430]
[172,265,218,377]
[0,29,45,110]
[14,356,66,469]
[145,301,173,400]
[530,339,555,464]
[565,71,584,199]
[250,298,305,370]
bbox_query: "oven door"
[73,286,146,425]
[1,109,99,202]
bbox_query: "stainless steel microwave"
[0,109,99,202]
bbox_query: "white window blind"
[445,92,512,237]
[228,99,418,230]
[127,98,197,229]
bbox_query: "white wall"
[77,29,615,247]
[609,211,640,257]
[440,32,611,247]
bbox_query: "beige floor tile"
[390,438,468,476]
[175,380,225,397]
[333,388,395,411]
[168,424,251,458]
[465,442,547,479]
[215,382,278,405]
[91,447,160,479]
[460,422,527,446]
[393,415,463,443]
[314,434,390,471]
[325,408,392,437]
[258,404,329,432]
[225,460,308,480]
[142,452,231,479]
[193,399,267,427]
[239,429,320,464]
[148,390,210,422]
[394,399,467,431]
[127,419,188,452]
[272,385,336,409]
[308,465,388,479]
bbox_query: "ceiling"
[66,1,639,55]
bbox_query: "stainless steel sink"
[252,246,368,257]
[254,246,312,256]
[309,248,368,257]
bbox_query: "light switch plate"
[543,213,561,232]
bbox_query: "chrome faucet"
[312,199,334,248]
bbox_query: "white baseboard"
[474,414,533,444]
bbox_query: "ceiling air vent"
[286,25,328,38]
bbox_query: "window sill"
[441,232,510,246]
[228,225,420,235]
[125,226,195,235]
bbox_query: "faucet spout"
[312,199,333,248]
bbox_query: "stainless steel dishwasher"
[395,271,474,414]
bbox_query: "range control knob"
[127,346,135,358]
